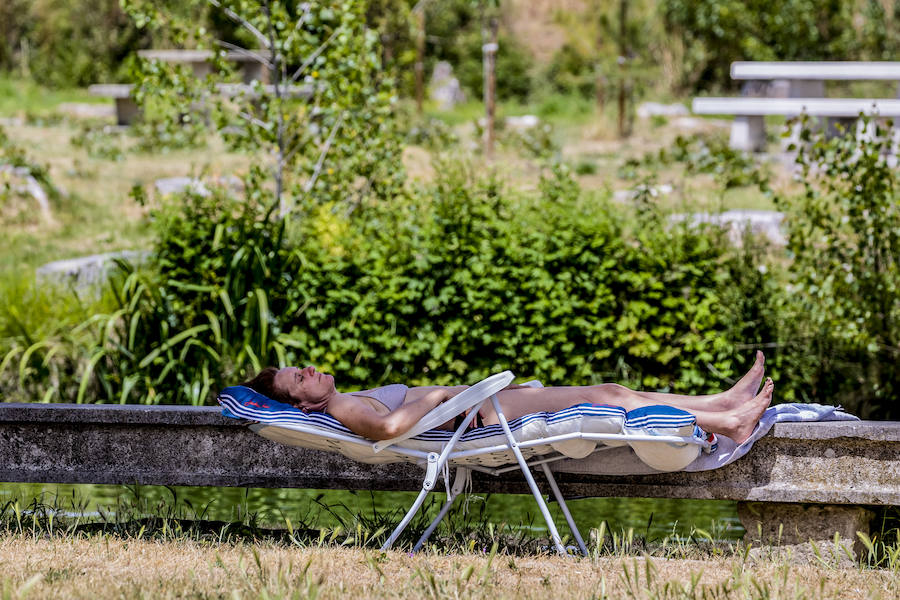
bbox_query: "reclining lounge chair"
[218,371,716,555]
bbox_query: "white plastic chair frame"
[364,371,713,555]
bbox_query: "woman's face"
[274,366,335,405]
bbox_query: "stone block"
[636,102,689,118]
[429,61,465,110]
[36,251,149,289]
[729,115,767,152]
[669,210,786,246]
[738,501,873,564]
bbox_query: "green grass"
[0,75,102,117]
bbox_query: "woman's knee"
[589,383,629,404]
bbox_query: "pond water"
[1,483,743,541]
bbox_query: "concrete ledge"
[4,403,898,556]
[2,404,899,505]
[552,421,900,506]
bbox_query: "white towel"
[555,403,858,476]
[686,402,857,472]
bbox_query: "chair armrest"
[520,380,543,388]
[372,370,515,453]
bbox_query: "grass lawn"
[2,534,898,599]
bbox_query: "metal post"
[413,468,470,552]
[414,6,425,116]
[482,16,498,158]
[490,394,568,555]
[540,463,588,556]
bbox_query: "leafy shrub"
[70,123,126,161]
[620,133,771,191]
[19,0,149,87]
[544,43,596,98]
[774,117,900,418]
[573,158,598,175]
[660,0,860,91]
[404,116,460,152]
[497,122,558,161]
[270,161,752,392]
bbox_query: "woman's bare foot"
[716,377,774,444]
[716,351,766,410]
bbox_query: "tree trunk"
[414,7,425,116]
[483,16,498,158]
[617,0,628,138]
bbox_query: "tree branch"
[207,0,270,49]
[237,111,272,130]
[304,112,345,193]
[290,28,340,82]
[214,39,273,70]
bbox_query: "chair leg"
[540,463,588,556]
[490,394,568,556]
[413,492,458,552]
[381,487,430,551]
[413,467,471,552]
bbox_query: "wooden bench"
[2,403,897,560]
[88,82,312,126]
[693,61,900,150]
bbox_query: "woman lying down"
[241,351,773,444]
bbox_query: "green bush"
[773,117,900,418]
[619,133,771,192]
[660,0,860,91]
[22,0,149,87]
[544,43,596,98]
[252,161,754,392]
[2,158,775,403]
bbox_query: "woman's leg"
[486,351,765,418]
[631,351,766,411]
[484,378,774,443]
[481,352,774,442]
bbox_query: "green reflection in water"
[1,483,743,540]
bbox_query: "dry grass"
[1,85,788,275]
[1,533,898,600]
[1,120,250,271]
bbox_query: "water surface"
[1,483,743,541]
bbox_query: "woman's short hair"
[241,367,293,404]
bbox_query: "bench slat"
[89,83,312,99]
[693,97,900,117]
[731,61,900,80]
[138,49,266,63]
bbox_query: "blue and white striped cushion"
[218,386,709,470]
[622,405,715,471]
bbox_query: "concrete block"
[36,251,149,289]
[636,102,689,118]
[729,116,767,152]
[738,501,873,564]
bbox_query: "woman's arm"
[328,388,453,440]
